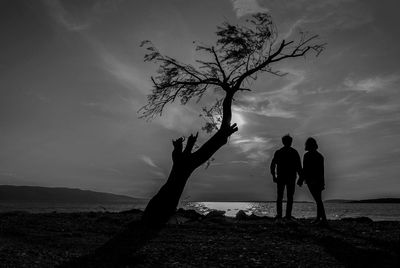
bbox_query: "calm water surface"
[1,201,399,221]
[184,201,400,221]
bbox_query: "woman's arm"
[321,155,325,189]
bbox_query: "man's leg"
[285,180,295,218]
[276,181,285,218]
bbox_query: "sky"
[1,0,400,201]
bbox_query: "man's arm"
[296,151,302,177]
[297,153,305,186]
[270,152,277,183]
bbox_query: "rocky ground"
[0,209,399,267]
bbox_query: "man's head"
[281,134,293,147]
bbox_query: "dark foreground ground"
[0,209,399,267]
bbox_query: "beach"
[0,209,399,267]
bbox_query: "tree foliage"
[139,13,325,121]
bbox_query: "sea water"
[1,201,400,221]
[184,201,400,221]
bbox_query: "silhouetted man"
[270,134,302,219]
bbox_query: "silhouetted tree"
[140,13,325,226]
[59,13,326,267]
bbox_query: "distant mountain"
[350,198,400,204]
[0,185,139,204]
[325,198,400,203]
[325,199,353,203]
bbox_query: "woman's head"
[305,137,318,151]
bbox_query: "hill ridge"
[0,185,139,204]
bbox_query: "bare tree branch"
[140,13,326,121]
[211,46,227,82]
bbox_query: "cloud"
[141,155,158,168]
[234,70,305,118]
[366,103,399,113]
[344,75,400,93]
[229,160,250,164]
[282,17,310,39]
[97,47,152,95]
[0,171,21,179]
[230,0,269,17]
[273,0,373,39]
[236,98,296,118]
[42,0,91,31]
[141,156,166,178]
[43,0,151,97]
[231,135,274,162]
[42,0,124,31]
[153,104,203,133]
[80,97,140,120]
[151,170,166,178]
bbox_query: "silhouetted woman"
[297,137,327,225]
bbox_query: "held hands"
[272,174,277,183]
[297,180,303,187]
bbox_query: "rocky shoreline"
[0,209,399,267]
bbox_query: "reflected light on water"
[182,201,400,221]
[185,202,275,217]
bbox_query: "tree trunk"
[60,92,238,267]
[142,153,196,226]
[142,90,238,226]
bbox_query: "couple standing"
[270,134,327,225]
